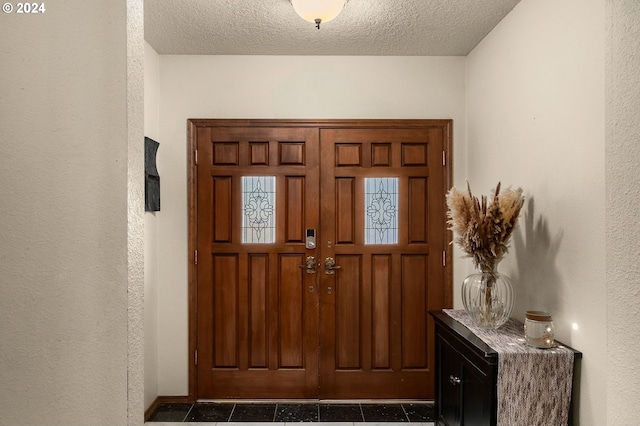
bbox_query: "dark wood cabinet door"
[439,338,462,425]
[461,360,494,426]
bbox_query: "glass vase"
[461,267,514,329]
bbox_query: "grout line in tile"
[182,403,195,422]
[228,403,236,422]
[400,404,409,422]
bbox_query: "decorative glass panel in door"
[241,176,276,244]
[364,177,399,245]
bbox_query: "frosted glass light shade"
[291,0,347,26]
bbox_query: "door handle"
[324,257,341,275]
[299,256,317,274]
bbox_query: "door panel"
[319,128,445,399]
[191,120,451,400]
[196,126,320,399]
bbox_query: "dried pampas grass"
[446,182,524,272]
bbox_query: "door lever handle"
[324,257,341,275]
[299,256,317,274]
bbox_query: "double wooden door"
[189,120,451,400]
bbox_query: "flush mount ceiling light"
[291,0,349,29]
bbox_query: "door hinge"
[194,350,198,366]
[194,149,198,165]
[442,250,446,267]
[442,150,446,166]
[194,250,198,265]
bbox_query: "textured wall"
[467,0,610,424]
[154,55,467,395]
[144,42,161,411]
[0,1,144,425]
[605,1,640,423]
[127,1,145,424]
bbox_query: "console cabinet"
[430,310,581,426]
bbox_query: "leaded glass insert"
[242,176,276,244]
[364,177,398,245]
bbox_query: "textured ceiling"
[144,0,521,56]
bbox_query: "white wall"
[467,0,640,424]
[605,1,640,424]
[0,1,144,425]
[127,3,145,423]
[154,55,467,395]
[144,41,161,411]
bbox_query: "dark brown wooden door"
[318,127,446,398]
[191,120,451,400]
[195,126,320,398]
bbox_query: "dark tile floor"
[147,402,434,423]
